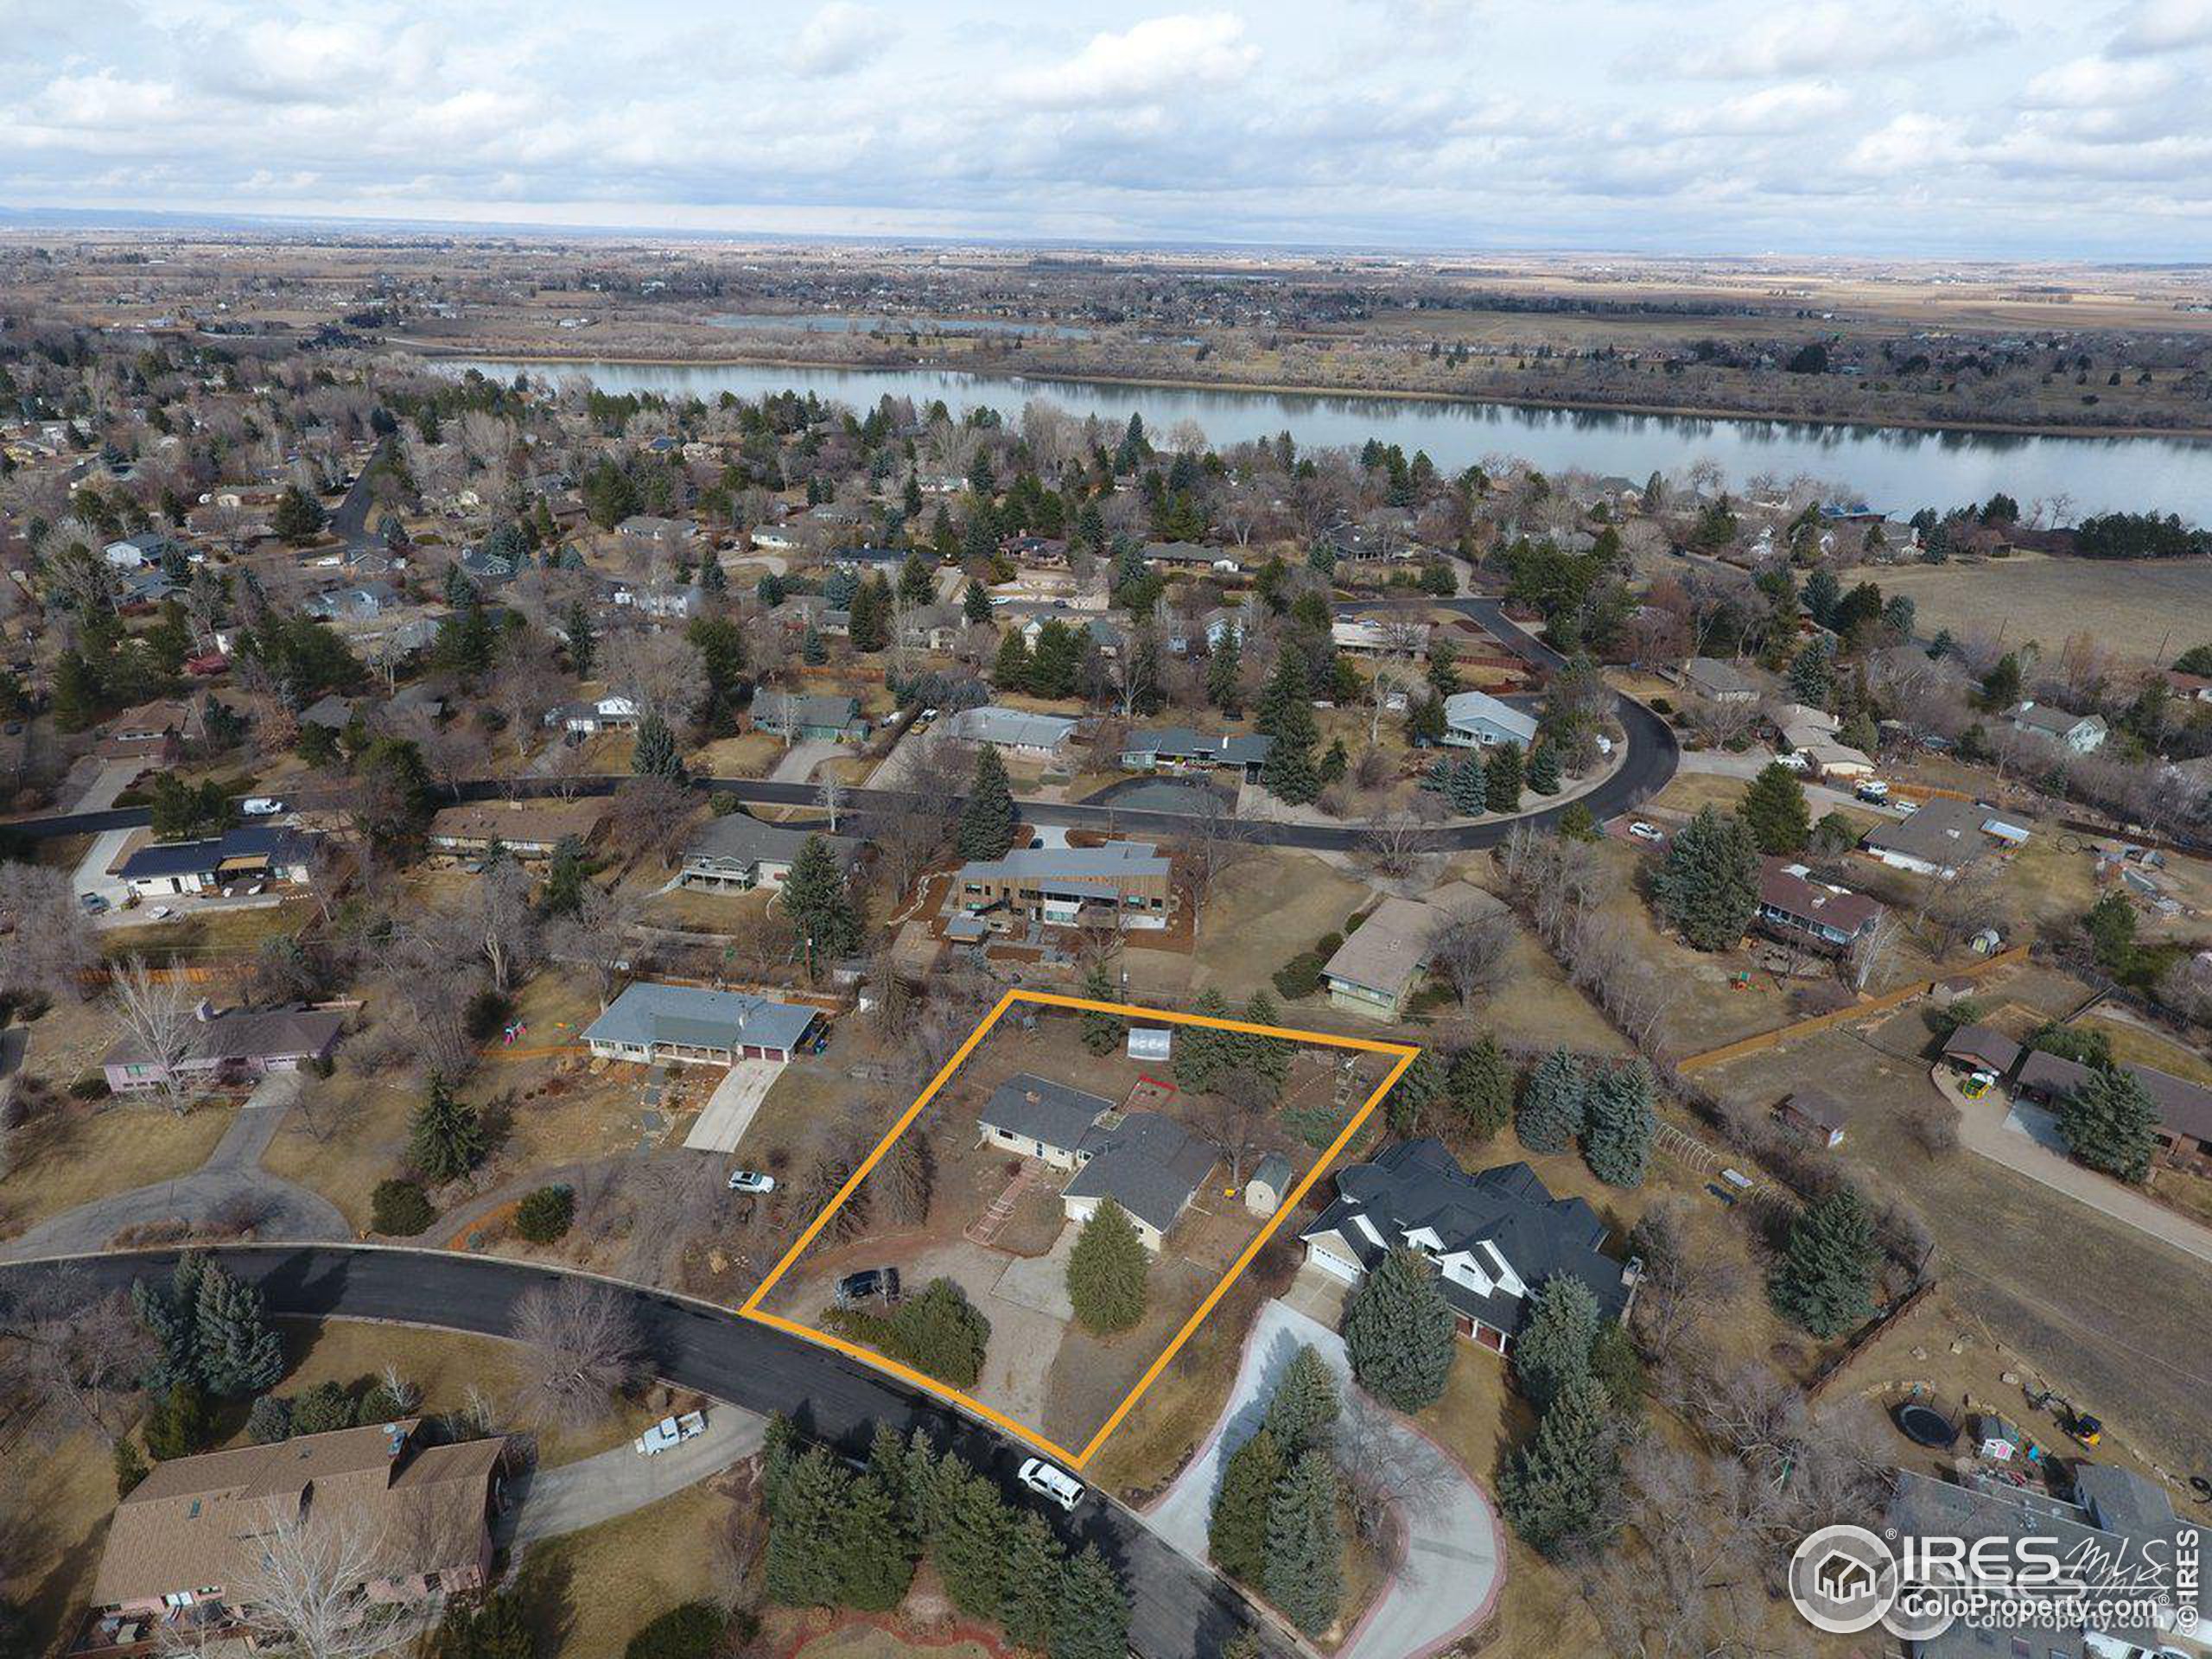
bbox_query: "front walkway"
[1934,1067,2212,1269]
[683,1058,782,1152]
[1143,1296,1503,1659]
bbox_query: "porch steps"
[966,1162,1039,1247]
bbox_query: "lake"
[709,313,1095,340]
[435,356,2212,521]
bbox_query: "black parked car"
[835,1268,901,1306]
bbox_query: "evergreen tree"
[1484,741,1525,813]
[887,1278,992,1388]
[1000,1511,1065,1649]
[431,1586,537,1659]
[992,627,1032,692]
[1652,805,1760,950]
[1738,761,1811,855]
[1052,1544,1131,1659]
[1256,655,1321,804]
[113,1436,150,1496]
[764,1447,855,1607]
[1582,1062,1656,1187]
[1447,1033,1516,1140]
[1263,1344,1340,1459]
[1079,963,1125,1055]
[1385,1047,1445,1136]
[1512,1275,1599,1413]
[1498,1374,1622,1557]
[409,1077,486,1185]
[1263,1451,1344,1637]
[1255,650,1310,739]
[1239,991,1293,1096]
[1208,1427,1284,1585]
[1206,626,1243,715]
[1407,692,1447,747]
[801,623,827,666]
[1066,1200,1149,1334]
[1789,638,1834,708]
[1516,1046,1587,1153]
[631,713,687,780]
[1769,1186,1881,1338]
[131,1255,207,1394]
[934,1465,1013,1623]
[1343,1247,1456,1412]
[2059,1068,2163,1184]
[898,550,935,606]
[849,574,893,652]
[143,1380,215,1459]
[1445,750,1486,815]
[1527,742,1562,795]
[1173,987,1233,1093]
[963,580,993,624]
[540,836,589,918]
[839,1469,918,1611]
[564,600,596,677]
[783,835,861,963]
[191,1263,284,1397]
[957,746,1020,861]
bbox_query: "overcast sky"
[6,0,2212,257]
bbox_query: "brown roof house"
[99,699,204,766]
[1321,894,1447,1020]
[427,798,607,861]
[1755,860,1885,956]
[85,1420,506,1643]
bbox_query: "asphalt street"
[0,1246,1278,1659]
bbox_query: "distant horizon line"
[2,202,2209,272]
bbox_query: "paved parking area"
[992,1224,1077,1321]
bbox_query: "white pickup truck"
[634,1410,707,1456]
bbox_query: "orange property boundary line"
[739,989,1421,1469]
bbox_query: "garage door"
[741,1045,765,1060]
[1309,1248,1361,1282]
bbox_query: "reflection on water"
[437,356,2212,519]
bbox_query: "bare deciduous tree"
[0,1267,154,1442]
[1427,904,1515,1009]
[509,1278,644,1428]
[109,954,202,1116]
[0,861,100,1001]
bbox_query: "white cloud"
[1842,111,1971,176]
[787,3,887,77]
[1669,80,1854,135]
[1659,3,2011,79]
[2107,0,2212,53]
[1007,13,1259,109]
[2024,53,2179,104]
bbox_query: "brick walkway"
[964,1161,1038,1247]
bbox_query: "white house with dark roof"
[2005,700,2108,754]
[1300,1139,1636,1353]
[974,1072,1217,1250]
[941,704,1077,757]
[680,813,862,892]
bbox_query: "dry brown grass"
[0,1426,123,1654]
[524,1481,732,1659]
[1871,553,2212,664]
[0,1097,238,1237]
[1192,849,1371,1002]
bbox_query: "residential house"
[2156,668,2212,704]
[99,698,202,766]
[1003,535,1069,568]
[830,545,908,574]
[1300,1140,1637,1353]
[102,531,179,569]
[895,602,964,652]
[298,693,355,732]
[1785,739,1876,779]
[1937,1022,2024,1080]
[104,1000,346,1093]
[426,800,606,861]
[617,514,696,551]
[1776,1087,1850,1148]
[606,576,704,620]
[1681,657,1760,704]
[1860,798,2031,879]
[953,840,1173,932]
[1144,541,1243,574]
[1885,1466,2207,1658]
[1118,726,1271,783]
[1331,616,1432,657]
[2015,1049,2212,1176]
[681,813,861,891]
[582,982,823,1067]
[455,546,517,587]
[1320,893,1447,1019]
[1440,690,1540,750]
[1755,860,1885,956]
[83,1420,506,1647]
[752,690,868,743]
[974,1073,1217,1251]
[546,692,641,734]
[2006,700,2108,754]
[940,704,1077,757]
[304,582,400,624]
[116,826,319,899]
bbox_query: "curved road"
[0,1245,1276,1659]
[4,601,1675,850]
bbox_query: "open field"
[1870,553,2212,664]
[524,1482,734,1659]
[0,1097,238,1238]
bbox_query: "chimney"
[194,998,214,1023]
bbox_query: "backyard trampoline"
[1895,1402,1959,1448]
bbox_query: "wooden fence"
[1676,944,2031,1074]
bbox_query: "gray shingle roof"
[685,814,858,871]
[1065,1112,1218,1234]
[1302,1140,1631,1332]
[957,841,1168,890]
[943,706,1076,749]
[977,1072,1115,1151]
[1122,727,1271,767]
[582,982,819,1055]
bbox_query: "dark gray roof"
[1122,727,1271,767]
[1301,1140,1631,1332]
[118,827,317,882]
[1065,1112,1218,1234]
[957,842,1168,890]
[753,690,862,731]
[105,1006,343,1071]
[1941,1022,2022,1076]
[1250,1152,1294,1193]
[977,1072,1113,1151]
[685,814,859,871]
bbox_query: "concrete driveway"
[0,1072,349,1262]
[1145,1295,1503,1659]
[498,1405,765,1545]
[767,740,844,784]
[67,759,142,815]
[683,1058,783,1153]
[1677,748,1900,818]
[73,826,137,908]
